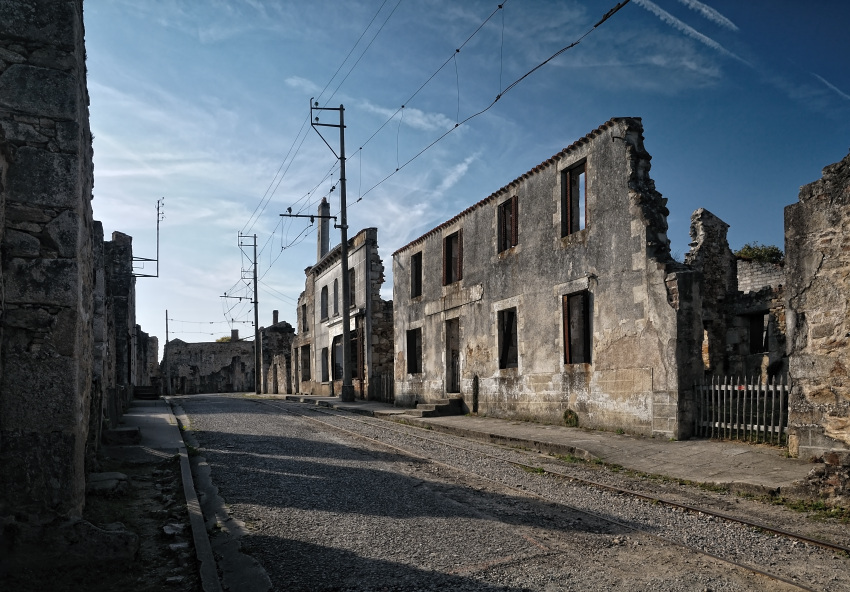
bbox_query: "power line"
[356,0,632,200]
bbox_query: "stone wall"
[685,209,737,376]
[105,231,135,416]
[737,260,784,294]
[0,0,95,522]
[260,311,294,395]
[163,338,255,394]
[135,326,158,388]
[392,118,703,438]
[785,151,850,458]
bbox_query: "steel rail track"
[248,397,845,592]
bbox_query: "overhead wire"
[230,0,405,306]
[356,0,632,200]
[230,0,631,328]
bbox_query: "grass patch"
[766,497,850,522]
[522,466,546,474]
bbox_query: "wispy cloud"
[359,101,454,132]
[436,153,478,194]
[812,73,850,102]
[285,76,322,95]
[674,0,738,31]
[633,0,749,66]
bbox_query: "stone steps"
[406,397,464,418]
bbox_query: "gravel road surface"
[178,395,849,592]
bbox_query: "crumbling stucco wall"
[0,0,94,522]
[785,151,850,458]
[393,118,702,438]
[163,338,255,394]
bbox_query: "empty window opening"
[349,269,356,308]
[333,279,339,316]
[442,230,463,285]
[301,304,309,332]
[351,327,362,380]
[497,196,518,253]
[332,336,343,380]
[407,328,423,374]
[561,162,586,237]
[563,291,591,364]
[300,345,311,381]
[748,312,769,354]
[498,308,518,369]
[320,286,328,320]
[410,252,423,298]
[701,322,712,371]
[321,347,329,382]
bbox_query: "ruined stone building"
[785,151,850,458]
[392,118,704,438]
[260,309,294,394]
[291,198,394,400]
[1,1,159,562]
[0,0,96,529]
[163,329,255,395]
[685,209,787,381]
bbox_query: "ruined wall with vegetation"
[0,0,95,522]
[785,151,850,458]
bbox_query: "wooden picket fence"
[694,376,788,445]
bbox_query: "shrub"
[734,242,784,265]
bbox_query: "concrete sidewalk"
[271,394,814,496]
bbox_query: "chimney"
[317,197,330,261]
[272,310,279,325]
[231,329,239,342]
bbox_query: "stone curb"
[165,398,223,592]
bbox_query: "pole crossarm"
[132,197,165,278]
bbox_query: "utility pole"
[238,233,261,394]
[165,310,170,395]
[311,100,354,402]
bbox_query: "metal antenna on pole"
[310,99,354,402]
[133,197,165,278]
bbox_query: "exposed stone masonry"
[1,0,95,522]
[737,260,784,294]
[785,151,850,457]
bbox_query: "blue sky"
[84,0,850,351]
